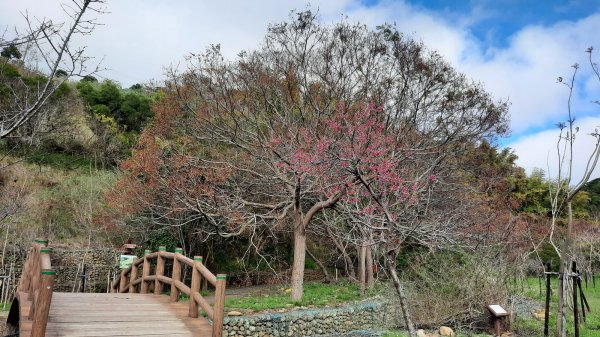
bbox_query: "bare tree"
[549,47,600,337]
[0,0,105,139]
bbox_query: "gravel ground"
[508,295,543,317]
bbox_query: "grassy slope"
[0,153,118,246]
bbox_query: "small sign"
[119,255,137,269]
[487,304,509,317]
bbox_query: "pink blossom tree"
[151,10,508,313]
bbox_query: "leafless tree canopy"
[0,0,105,140]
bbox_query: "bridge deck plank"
[18,292,212,337]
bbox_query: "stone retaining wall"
[50,247,118,292]
[223,299,402,337]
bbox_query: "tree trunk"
[366,246,374,289]
[306,247,331,283]
[386,255,417,337]
[327,227,356,280]
[290,216,306,302]
[561,266,567,337]
[358,244,366,296]
[556,201,574,337]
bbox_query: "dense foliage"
[76,80,153,132]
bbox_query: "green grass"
[382,329,490,337]
[516,276,600,337]
[0,302,10,311]
[224,281,380,311]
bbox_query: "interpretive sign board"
[487,304,508,317]
[119,255,137,269]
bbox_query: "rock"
[532,309,545,320]
[417,329,427,337]
[439,326,455,336]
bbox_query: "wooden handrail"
[16,239,55,337]
[111,247,226,337]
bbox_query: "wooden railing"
[16,239,55,337]
[111,246,226,337]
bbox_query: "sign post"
[487,304,509,337]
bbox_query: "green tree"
[97,81,122,115]
[81,75,98,82]
[1,44,21,59]
[119,92,152,132]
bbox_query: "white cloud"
[1,0,599,180]
[509,116,600,181]
[458,15,600,134]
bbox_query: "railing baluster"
[129,259,138,293]
[212,274,226,337]
[170,248,183,301]
[119,270,128,293]
[154,246,166,294]
[189,256,202,318]
[31,269,55,337]
[141,249,151,294]
[28,249,40,301]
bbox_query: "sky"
[1,0,600,182]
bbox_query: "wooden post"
[119,270,127,293]
[17,255,31,293]
[212,274,226,337]
[495,318,501,337]
[155,246,166,294]
[170,248,183,302]
[577,273,587,322]
[544,272,551,337]
[129,259,138,293]
[578,275,590,313]
[573,262,579,337]
[189,256,202,318]
[366,246,374,289]
[19,239,46,294]
[141,249,151,294]
[358,244,366,296]
[31,269,54,337]
[28,249,41,301]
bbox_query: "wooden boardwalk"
[8,241,226,337]
[17,292,212,337]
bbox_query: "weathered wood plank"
[18,291,212,337]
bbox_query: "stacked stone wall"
[50,247,118,292]
[1,245,119,293]
[223,299,403,337]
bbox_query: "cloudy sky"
[1,0,600,181]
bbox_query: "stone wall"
[50,247,119,292]
[223,299,403,337]
[1,245,119,294]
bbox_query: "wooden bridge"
[7,240,227,337]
